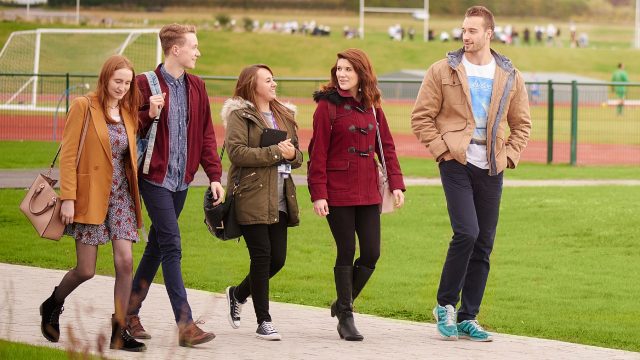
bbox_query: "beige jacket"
[411,48,531,175]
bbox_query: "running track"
[1,114,638,166]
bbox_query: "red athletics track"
[1,113,638,166]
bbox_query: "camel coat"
[59,94,142,227]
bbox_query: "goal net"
[0,28,161,111]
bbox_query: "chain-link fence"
[1,73,638,166]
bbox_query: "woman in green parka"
[220,64,303,341]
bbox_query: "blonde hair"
[159,23,196,55]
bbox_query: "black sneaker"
[225,286,244,329]
[256,321,282,341]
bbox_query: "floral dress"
[65,118,139,245]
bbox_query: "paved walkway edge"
[2,169,640,189]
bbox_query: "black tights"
[326,205,380,268]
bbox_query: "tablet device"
[260,128,288,147]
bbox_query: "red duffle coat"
[308,88,405,207]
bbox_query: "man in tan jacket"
[411,6,531,342]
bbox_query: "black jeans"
[235,211,288,325]
[129,181,192,324]
[437,160,503,322]
[326,205,380,269]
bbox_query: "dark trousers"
[128,181,192,324]
[235,211,288,325]
[326,205,380,268]
[437,160,503,322]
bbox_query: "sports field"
[0,6,639,355]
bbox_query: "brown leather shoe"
[178,321,215,347]
[126,315,151,339]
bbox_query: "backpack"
[136,71,162,174]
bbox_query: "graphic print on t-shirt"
[468,76,493,145]
[462,55,495,169]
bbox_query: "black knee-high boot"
[331,264,375,317]
[334,266,363,341]
[40,287,64,342]
[352,264,375,300]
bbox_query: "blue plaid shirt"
[154,65,189,192]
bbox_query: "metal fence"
[1,73,638,166]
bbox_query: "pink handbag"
[373,109,396,214]
[19,97,91,240]
[377,162,395,214]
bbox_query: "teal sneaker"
[457,320,493,342]
[432,305,458,340]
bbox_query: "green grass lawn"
[1,185,638,352]
[1,140,638,180]
[0,339,102,360]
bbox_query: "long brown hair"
[233,64,297,129]
[95,54,140,123]
[322,48,381,109]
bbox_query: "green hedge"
[46,0,592,18]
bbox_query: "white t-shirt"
[462,54,496,169]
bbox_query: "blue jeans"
[436,160,503,322]
[128,180,191,324]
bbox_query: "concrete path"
[1,263,637,360]
[3,169,640,189]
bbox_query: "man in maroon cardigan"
[126,23,224,348]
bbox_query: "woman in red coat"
[308,48,405,341]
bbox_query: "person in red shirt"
[308,48,405,341]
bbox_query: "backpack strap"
[143,71,162,97]
[140,71,162,174]
[328,101,337,128]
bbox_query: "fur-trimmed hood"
[312,87,345,105]
[220,97,297,128]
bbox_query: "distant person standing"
[523,27,530,45]
[411,6,531,342]
[569,22,577,47]
[611,63,629,116]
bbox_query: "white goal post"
[0,28,161,111]
[359,0,430,41]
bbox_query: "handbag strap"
[372,108,388,178]
[219,141,241,189]
[48,96,92,176]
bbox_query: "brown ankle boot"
[178,321,215,347]
[126,315,151,339]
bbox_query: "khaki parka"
[221,98,303,226]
